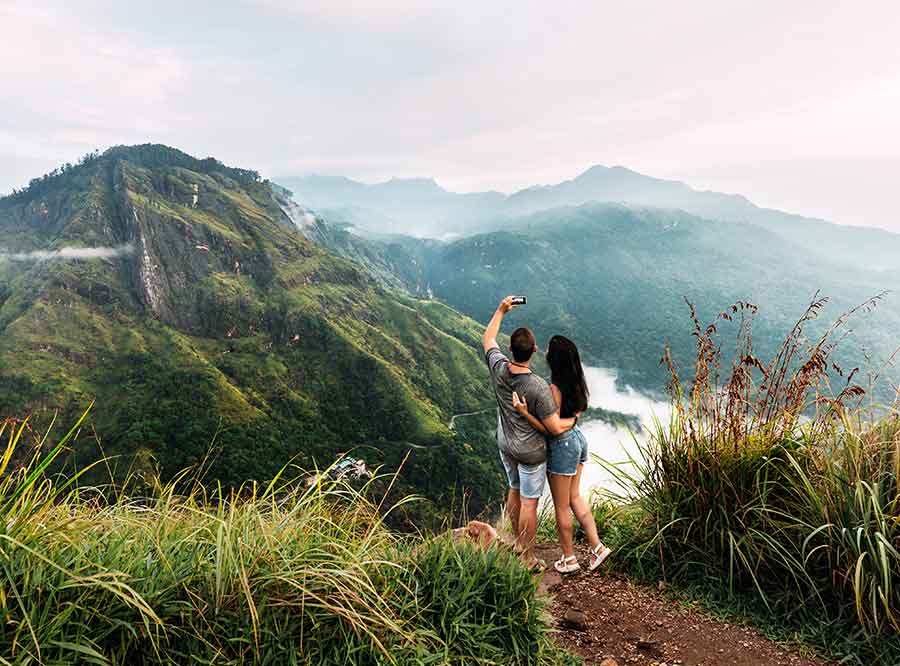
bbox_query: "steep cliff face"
[109,160,294,331]
[0,145,500,517]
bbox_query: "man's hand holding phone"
[499,295,526,314]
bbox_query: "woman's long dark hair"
[546,335,589,418]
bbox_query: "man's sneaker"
[588,543,612,572]
[554,554,581,574]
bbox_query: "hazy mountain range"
[279,166,900,271]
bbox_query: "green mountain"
[0,145,503,519]
[499,165,900,271]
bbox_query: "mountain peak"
[105,144,263,185]
[575,164,648,183]
[104,143,193,164]
[386,176,438,185]
[0,144,501,514]
[3,144,264,208]
[380,176,446,194]
[581,164,612,174]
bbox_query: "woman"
[512,335,612,574]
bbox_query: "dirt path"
[533,544,829,666]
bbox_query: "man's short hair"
[510,327,536,362]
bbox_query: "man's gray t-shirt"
[485,347,557,465]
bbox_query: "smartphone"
[511,296,527,305]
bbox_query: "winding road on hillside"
[448,408,493,431]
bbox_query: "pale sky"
[2,1,899,231]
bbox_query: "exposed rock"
[637,638,659,650]
[562,607,588,631]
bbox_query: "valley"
[286,193,900,405]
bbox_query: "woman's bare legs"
[569,463,601,551]
[548,473,575,558]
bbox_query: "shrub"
[597,295,900,663]
[414,538,565,665]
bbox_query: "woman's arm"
[512,391,550,435]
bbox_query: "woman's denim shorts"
[547,427,588,476]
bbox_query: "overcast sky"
[2,1,899,231]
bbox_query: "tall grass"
[600,295,900,663]
[0,412,574,666]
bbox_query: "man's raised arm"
[482,296,515,355]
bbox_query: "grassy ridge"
[584,297,900,664]
[0,412,573,666]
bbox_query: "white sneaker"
[588,543,612,572]
[554,554,581,574]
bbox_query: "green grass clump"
[594,296,900,664]
[0,411,573,666]
[415,539,564,664]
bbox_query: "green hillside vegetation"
[0,145,502,522]
[285,172,900,402]
[270,184,434,295]
[407,204,899,400]
[0,415,574,666]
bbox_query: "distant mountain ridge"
[279,165,900,400]
[279,165,900,270]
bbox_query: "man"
[482,296,575,566]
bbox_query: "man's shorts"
[499,448,547,499]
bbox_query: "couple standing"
[482,296,612,573]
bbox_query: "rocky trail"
[533,544,829,666]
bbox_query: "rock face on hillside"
[0,145,500,517]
